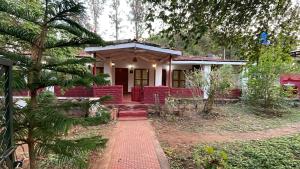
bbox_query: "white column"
[203,64,211,99]
[241,67,248,97]
[103,58,112,85]
[155,64,163,86]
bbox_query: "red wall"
[143,86,170,104]
[13,90,29,96]
[143,86,241,104]
[54,85,123,104]
[55,86,93,97]
[93,85,123,104]
[170,88,203,98]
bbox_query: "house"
[53,40,246,104]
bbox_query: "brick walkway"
[94,119,169,169]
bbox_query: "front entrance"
[115,68,128,94]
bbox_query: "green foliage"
[245,44,297,114]
[80,111,111,126]
[194,135,300,169]
[39,136,107,169]
[185,65,235,115]
[193,146,228,169]
[0,0,109,168]
[146,0,300,61]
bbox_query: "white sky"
[84,0,161,41]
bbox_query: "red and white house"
[16,40,300,104]
[53,40,246,104]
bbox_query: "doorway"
[115,68,128,94]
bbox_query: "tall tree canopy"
[0,0,108,168]
[128,0,146,40]
[146,0,300,61]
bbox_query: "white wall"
[96,57,195,91]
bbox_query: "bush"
[194,135,300,169]
[245,45,297,114]
[193,146,228,169]
[80,110,111,126]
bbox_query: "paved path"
[92,119,169,169]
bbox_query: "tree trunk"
[27,24,47,169]
[203,91,215,115]
[28,127,36,169]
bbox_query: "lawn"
[152,103,300,133]
[152,102,300,169]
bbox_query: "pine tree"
[0,0,110,168]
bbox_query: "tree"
[0,0,109,168]
[128,0,146,40]
[186,65,235,116]
[145,0,300,61]
[88,0,106,34]
[109,0,122,40]
[245,44,297,114]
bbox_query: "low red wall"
[143,86,241,104]
[13,90,29,96]
[143,86,170,104]
[54,85,123,104]
[93,85,123,104]
[170,88,203,98]
[55,86,93,97]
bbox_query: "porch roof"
[85,41,182,56]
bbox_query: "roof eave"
[84,42,182,56]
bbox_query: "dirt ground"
[150,103,300,168]
[15,121,116,169]
[152,119,300,151]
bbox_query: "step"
[117,104,149,111]
[118,117,148,121]
[118,110,148,118]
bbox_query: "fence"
[0,58,14,169]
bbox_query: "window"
[172,70,186,88]
[96,67,104,75]
[134,69,149,87]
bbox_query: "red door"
[115,68,128,94]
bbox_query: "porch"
[52,40,246,104]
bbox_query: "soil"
[15,121,116,169]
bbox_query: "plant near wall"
[186,65,235,117]
[245,44,297,115]
[0,0,110,168]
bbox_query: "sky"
[84,0,163,41]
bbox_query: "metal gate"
[0,58,14,169]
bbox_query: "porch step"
[118,117,148,121]
[118,104,149,111]
[118,110,148,118]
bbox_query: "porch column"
[155,64,163,86]
[203,64,212,99]
[104,58,112,85]
[168,55,172,87]
[241,66,248,97]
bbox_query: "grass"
[193,134,300,169]
[153,103,300,133]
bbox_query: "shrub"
[194,135,300,169]
[245,45,297,114]
[193,146,228,169]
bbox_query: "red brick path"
[94,119,168,169]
